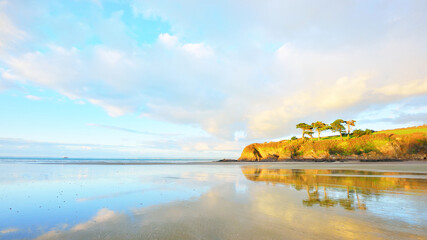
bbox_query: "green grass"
[317,135,339,140]
[375,125,427,135]
[314,134,355,141]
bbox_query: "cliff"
[238,130,427,161]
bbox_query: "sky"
[0,0,426,158]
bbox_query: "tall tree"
[345,120,356,138]
[311,121,330,141]
[331,119,345,140]
[296,123,313,138]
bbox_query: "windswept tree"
[331,119,346,140]
[296,123,313,139]
[345,120,356,138]
[306,131,314,139]
[312,121,331,141]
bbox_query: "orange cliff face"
[238,132,427,161]
[241,167,427,211]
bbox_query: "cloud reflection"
[34,182,427,239]
[0,228,19,234]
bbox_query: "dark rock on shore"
[218,159,238,162]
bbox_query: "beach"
[0,160,426,239]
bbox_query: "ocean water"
[0,160,426,239]
[0,157,216,164]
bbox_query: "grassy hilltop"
[238,125,427,161]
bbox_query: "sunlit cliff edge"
[238,126,427,161]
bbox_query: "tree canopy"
[345,120,356,137]
[331,119,346,140]
[312,121,331,140]
[295,119,361,141]
[296,123,313,138]
[306,130,314,139]
[352,129,374,137]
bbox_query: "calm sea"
[0,157,216,164]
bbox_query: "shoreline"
[219,159,423,163]
[5,159,426,165]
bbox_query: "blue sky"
[0,0,426,158]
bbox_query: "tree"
[296,123,313,138]
[306,130,314,139]
[331,119,346,140]
[352,129,364,137]
[312,121,331,141]
[353,129,374,137]
[345,120,356,138]
[365,129,374,135]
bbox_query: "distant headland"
[236,121,427,162]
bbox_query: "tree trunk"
[339,131,343,140]
[302,129,305,138]
[347,125,351,138]
[317,129,321,141]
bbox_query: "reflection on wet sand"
[242,167,427,211]
[34,184,427,240]
[2,163,427,240]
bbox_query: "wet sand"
[41,160,427,173]
[0,161,426,239]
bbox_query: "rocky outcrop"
[238,133,427,161]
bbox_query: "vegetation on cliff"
[238,125,427,161]
[297,119,354,140]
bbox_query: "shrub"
[353,129,375,137]
[329,145,344,155]
[365,129,374,135]
[291,136,297,140]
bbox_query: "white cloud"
[87,98,131,117]
[25,95,41,101]
[181,43,213,58]
[0,69,19,91]
[0,3,27,52]
[5,37,427,140]
[374,79,427,97]
[0,136,241,158]
[178,136,244,154]
[158,33,178,47]
[1,0,427,145]
[158,33,213,57]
